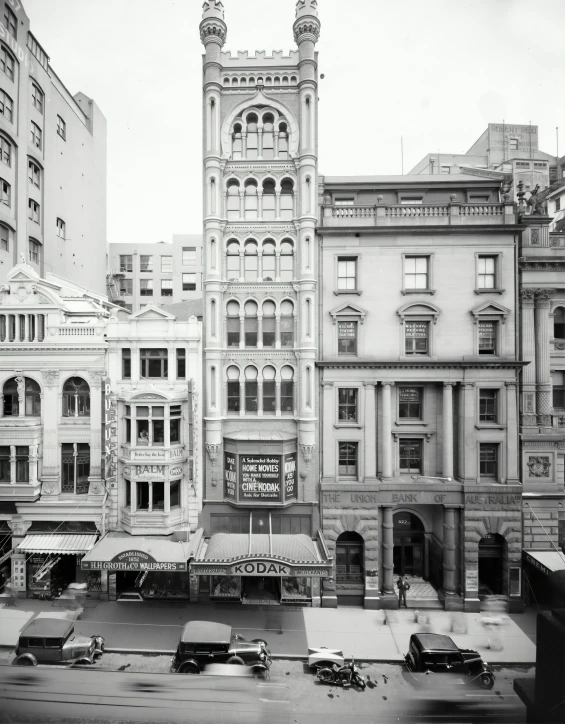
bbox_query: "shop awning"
[17,534,98,554]
[191,531,333,577]
[523,549,565,576]
[80,532,191,572]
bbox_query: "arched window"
[280,178,294,220]
[240,76,247,86]
[262,113,275,160]
[244,366,258,413]
[281,365,294,413]
[278,122,289,159]
[62,377,90,417]
[244,300,258,347]
[231,76,239,86]
[554,307,565,339]
[262,366,276,413]
[280,300,294,347]
[265,76,272,85]
[290,75,297,84]
[226,239,240,281]
[226,300,240,347]
[282,75,289,85]
[280,239,294,281]
[244,179,258,220]
[336,532,364,583]
[231,124,242,161]
[227,366,240,413]
[262,239,276,280]
[226,179,240,220]
[262,300,276,347]
[262,179,276,221]
[3,377,41,416]
[274,76,281,85]
[246,113,258,160]
[223,77,230,86]
[244,239,258,281]
[248,77,255,85]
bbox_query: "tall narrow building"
[193,1,331,604]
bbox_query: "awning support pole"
[269,511,272,557]
[249,510,252,556]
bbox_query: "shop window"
[338,441,358,478]
[337,257,357,291]
[479,443,498,481]
[336,532,364,583]
[479,389,498,422]
[211,514,249,535]
[137,481,149,510]
[338,388,358,422]
[398,387,422,419]
[262,366,276,413]
[281,366,294,413]
[62,377,90,418]
[271,515,311,536]
[61,443,90,494]
[140,349,168,378]
[170,405,181,443]
[170,480,180,508]
[478,321,497,355]
[122,349,131,379]
[552,371,565,409]
[554,307,565,339]
[3,377,41,416]
[405,321,429,355]
[338,321,357,355]
[399,439,422,474]
[227,366,240,413]
[226,240,240,281]
[244,300,258,347]
[280,300,294,347]
[262,300,276,347]
[176,349,186,378]
[262,180,276,221]
[120,255,133,272]
[280,239,294,282]
[245,366,258,414]
[125,479,131,507]
[226,300,240,347]
[153,482,165,511]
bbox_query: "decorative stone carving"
[300,443,315,463]
[43,370,59,388]
[206,443,221,462]
[527,456,550,477]
[15,376,25,406]
[531,229,540,244]
[88,481,104,495]
[520,288,536,303]
[41,482,57,496]
[90,370,105,389]
[123,466,131,476]
[525,393,535,413]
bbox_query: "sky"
[24,0,565,245]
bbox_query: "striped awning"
[17,534,98,554]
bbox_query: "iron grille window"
[399,387,422,419]
[338,388,357,421]
[399,439,422,473]
[140,349,168,378]
[479,443,498,479]
[479,321,496,354]
[338,441,358,477]
[338,321,357,355]
[405,321,429,355]
[479,389,498,422]
[61,443,90,494]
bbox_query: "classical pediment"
[329,302,368,324]
[131,305,176,320]
[397,301,442,323]
[470,300,511,322]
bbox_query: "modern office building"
[107,236,203,313]
[0,0,106,294]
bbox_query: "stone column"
[520,288,537,426]
[505,380,520,483]
[535,289,555,428]
[382,506,394,595]
[442,506,457,596]
[9,445,16,483]
[442,383,454,479]
[28,444,38,485]
[457,382,477,483]
[88,371,104,496]
[322,382,335,480]
[41,370,60,494]
[381,382,394,479]
[363,382,376,481]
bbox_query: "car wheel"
[480,673,494,690]
[15,656,36,666]
[74,657,93,666]
[179,662,199,674]
[405,653,416,670]
[227,656,245,665]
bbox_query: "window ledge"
[60,418,90,424]
[399,355,437,361]
[401,289,436,296]
[395,421,428,426]
[475,424,506,430]
[474,289,505,295]
[334,423,362,429]
[334,290,362,296]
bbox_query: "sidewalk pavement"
[0,599,538,664]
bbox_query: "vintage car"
[404,633,495,689]
[170,621,271,675]
[14,617,105,666]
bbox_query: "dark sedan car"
[404,633,495,689]
[171,621,271,675]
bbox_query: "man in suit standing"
[396,575,410,608]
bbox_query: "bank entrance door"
[393,512,425,577]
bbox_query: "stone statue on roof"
[527,185,547,215]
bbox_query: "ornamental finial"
[296,0,318,18]
[202,0,225,20]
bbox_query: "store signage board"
[284,452,297,501]
[81,549,187,572]
[240,455,282,502]
[224,453,237,501]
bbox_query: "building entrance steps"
[396,575,443,609]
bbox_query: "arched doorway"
[478,534,505,595]
[393,512,425,577]
[335,532,364,584]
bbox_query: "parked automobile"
[404,633,495,689]
[13,617,105,666]
[171,621,271,676]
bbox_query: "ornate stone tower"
[199,0,322,560]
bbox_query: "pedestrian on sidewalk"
[396,575,410,608]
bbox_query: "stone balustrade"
[322,202,511,227]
